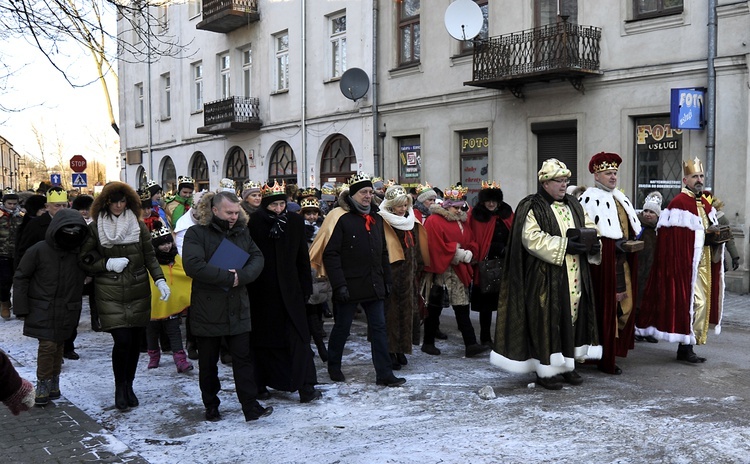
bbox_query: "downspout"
[372,0,380,177]
[301,0,308,186]
[147,12,154,181]
[705,0,717,191]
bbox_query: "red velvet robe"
[469,211,514,287]
[424,207,477,287]
[636,191,724,344]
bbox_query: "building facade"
[118,0,749,291]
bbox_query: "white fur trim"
[490,349,592,377]
[579,188,641,239]
[656,207,703,232]
[634,325,695,345]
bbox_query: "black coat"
[13,209,89,342]
[182,201,264,338]
[15,211,52,269]
[323,193,392,303]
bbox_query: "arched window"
[268,142,297,185]
[320,134,356,185]
[161,156,177,194]
[190,152,210,191]
[136,166,148,190]
[224,146,248,187]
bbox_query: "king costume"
[636,157,724,359]
[579,152,641,375]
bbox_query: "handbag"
[477,258,503,294]
[428,283,450,308]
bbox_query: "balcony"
[196,0,259,34]
[465,21,602,98]
[197,96,262,135]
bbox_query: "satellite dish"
[339,68,370,102]
[444,0,484,41]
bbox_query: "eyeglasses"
[549,178,570,185]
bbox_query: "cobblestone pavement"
[1,290,748,463]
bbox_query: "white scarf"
[97,209,141,248]
[378,206,416,231]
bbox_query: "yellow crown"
[300,198,320,210]
[385,185,407,201]
[415,182,433,194]
[443,185,468,201]
[46,189,68,203]
[299,187,318,198]
[261,180,286,197]
[150,226,172,240]
[683,157,705,176]
[178,175,195,185]
[138,189,151,202]
[481,180,501,190]
[321,185,337,196]
[242,180,262,191]
[348,171,372,186]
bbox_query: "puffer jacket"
[13,209,89,341]
[0,206,22,258]
[79,214,164,331]
[182,193,264,337]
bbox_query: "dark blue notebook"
[208,238,250,291]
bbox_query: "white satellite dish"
[444,0,484,41]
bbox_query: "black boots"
[677,344,706,363]
[115,381,139,410]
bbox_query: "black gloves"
[732,257,740,271]
[614,238,627,253]
[589,241,601,256]
[384,284,392,297]
[566,238,588,255]
[334,286,350,303]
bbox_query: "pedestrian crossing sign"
[72,173,88,188]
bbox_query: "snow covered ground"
[3,303,750,464]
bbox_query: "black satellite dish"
[339,68,370,102]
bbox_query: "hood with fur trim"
[429,203,467,222]
[193,191,249,229]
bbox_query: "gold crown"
[385,185,407,201]
[242,180,262,191]
[261,179,286,197]
[300,198,320,210]
[415,182,433,194]
[683,157,705,176]
[443,185,468,201]
[3,188,15,195]
[139,189,151,202]
[46,189,68,203]
[481,180,501,190]
[384,179,396,189]
[321,185,337,196]
[151,226,172,240]
[218,178,236,191]
[348,171,371,186]
[299,187,318,198]
[178,175,195,185]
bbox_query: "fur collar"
[429,203,466,222]
[471,201,513,223]
[580,187,641,239]
[194,192,249,230]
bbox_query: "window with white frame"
[242,47,252,97]
[161,73,171,119]
[135,83,144,126]
[329,12,347,79]
[275,32,289,91]
[192,62,203,112]
[219,53,231,99]
[188,0,201,19]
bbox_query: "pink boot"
[147,350,160,369]
[173,350,194,373]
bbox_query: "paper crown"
[261,179,286,197]
[385,185,407,201]
[178,175,195,186]
[481,180,501,190]
[384,179,396,189]
[320,184,337,196]
[589,152,622,173]
[46,189,68,203]
[300,198,320,210]
[146,180,160,189]
[4,187,13,194]
[298,187,318,199]
[348,171,372,186]
[218,178,236,192]
[151,226,172,240]
[683,157,705,176]
[415,182,433,194]
[242,180,262,192]
[443,185,468,201]
[138,189,151,202]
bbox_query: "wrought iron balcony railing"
[465,21,602,98]
[196,0,259,34]
[198,96,262,135]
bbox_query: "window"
[219,53,231,99]
[397,136,421,188]
[161,73,171,119]
[329,13,347,78]
[188,0,201,19]
[161,156,176,194]
[460,1,488,54]
[190,152,210,191]
[321,135,356,185]
[633,0,683,20]
[268,142,297,185]
[192,62,203,112]
[459,130,489,206]
[634,116,683,207]
[135,83,144,126]
[535,0,577,26]
[275,32,289,91]
[532,121,578,185]
[225,146,248,187]
[242,48,252,97]
[398,0,420,66]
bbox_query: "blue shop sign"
[670,88,705,130]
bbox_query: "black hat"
[477,186,504,204]
[151,224,174,248]
[138,189,152,209]
[71,194,94,211]
[2,188,19,202]
[146,180,162,197]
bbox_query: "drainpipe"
[705,0,717,191]
[372,0,380,177]
[300,0,308,186]
[147,13,154,182]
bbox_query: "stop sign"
[70,155,87,173]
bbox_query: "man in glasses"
[579,152,642,376]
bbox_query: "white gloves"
[451,247,473,265]
[155,279,171,301]
[106,257,129,273]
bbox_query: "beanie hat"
[138,189,152,209]
[71,194,94,211]
[642,191,663,216]
[416,182,437,203]
[177,176,195,192]
[146,180,162,197]
[348,172,373,196]
[2,188,19,202]
[286,201,301,213]
[241,180,262,200]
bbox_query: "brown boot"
[1,301,10,320]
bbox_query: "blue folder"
[208,238,250,291]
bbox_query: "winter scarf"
[378,207,416,231]
[97,209,141,248]
[268,211,288,239]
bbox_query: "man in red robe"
[579,152,641,375]
[636,157,724,363]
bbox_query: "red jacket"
[424,205,477,287]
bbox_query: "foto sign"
[670,88,705,130]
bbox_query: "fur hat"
[477,181,503,204]
[588,152,622,173]
[71,194,94,211]
[642,191,663,216]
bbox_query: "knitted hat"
[642,191,663,216]
[146,180,162,197]
[416,182,437,203]
[286,201,301,213]
[348,172,373,196]
[241,180,262,200]
[218,178,236,193]
[538,159,571,182]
